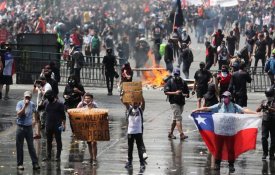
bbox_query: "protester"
[16,91,40,170]
[102,48,117,96]
[192,62,213,108]
[77,93,98,166]
[42,90,66,162]
[178,43,193,79]
[164,68,189,140]
[253,33,269,73]
[134,36,150,77]
[40,64,59,97]
[164,39,174,73]
[205,41,216,70]
[229,62,252,107]
[216,65,232,100]
[0,47,14,100]
[124,97,147,171]
[265,49,275,85]
[33,76,52,138]
[256,87,275,160]
[69,45,85,83]
[117,36,130,66]
[216,40,229,70]
[192,91,257,173]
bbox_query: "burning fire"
[142,50,170,87]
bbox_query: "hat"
[24,91,32,98]
[272,49,275,55]
[173,68,180,75]
[39,76,46,80]
[222,91,231,97]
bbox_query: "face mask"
[47,96,55,103]
[221,72,227,77]
[175,76,181,81]
[68,80,75,87]
[223,97,230,105]
[200,65,205,69]
[267,97,273,102]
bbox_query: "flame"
[142,50,170,87]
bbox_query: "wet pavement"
[0,33,270,175]
[0,84,270,175]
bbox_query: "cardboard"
[67,108,110,141]
[122,81,143,103]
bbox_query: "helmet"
[265,87,274,97]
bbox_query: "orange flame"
[142,50,170,87]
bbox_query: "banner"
[191,112,261,160]
[68,108,110,141]
[122,81,143,103]
[210,0,238,7]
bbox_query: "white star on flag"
[195,115,207,125]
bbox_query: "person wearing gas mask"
[42,90,66,162]
[192,62,213,108]
[32,76,52,138]
[192,91,256,173]
[164,68,189,140]
[178,28,191,47]
[228,62,252,107]
[63,75,85,134]
[102,48,117,96]
[256,87,275,160]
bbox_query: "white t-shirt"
[127,108,143,134]
[37,83,52,106]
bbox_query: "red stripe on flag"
[200,128,258,160]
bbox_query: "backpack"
[159,43,166,57]
[265,57,275,74]
[92,36,100,50]
[187,49,193,63]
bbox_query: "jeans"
[16,125,39,166]
[127,133,144,163]
[105,73,114,93]
[46,126,62,159]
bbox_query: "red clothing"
[218,72,232,86]
[70,33,82,46]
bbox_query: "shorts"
[170,104,184,121]
[196,87,207,98]
[0,75,12,85]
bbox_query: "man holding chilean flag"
[192,91,260,173]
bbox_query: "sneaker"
[17,165,24,170]
[125,161,132,169]
[262,154,267,160]
[168,132,176,139]
[180,133,188,140]
[33,164,40,170]
[143,152,148,160]
[229,165,235,173]
[140,163,146,171]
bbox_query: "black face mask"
[174,76,181,82]
[47,96,55,103]
[200,65,205,70]
[68,80,75,87]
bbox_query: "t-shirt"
[77,101,98,108]
[128,108,143,134]
[206,46,215,62]
[102,55,117,73]
[3,52,13,76]
[194,69,212,88]
[209,102,243,113]
[37,83,52,106]
[229,70,252,95]
[45,100,66,128]
[16,100,36,126]
[217,46,228,61]
[255,40,267,56]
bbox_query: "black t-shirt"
[229,70,252,95]
[194,69,212,88]
[255,40,267,56]
[63,84,85,107]
[45,100,66,128]
[164,78,189,105]
[226,36,236,48]
[206,46,216,62]
[102,55,117,73]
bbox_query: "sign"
[122,81,143,103]
[68,108,110,141]
[210,0,238,7]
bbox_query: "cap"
[39,76,46,80]
[173,68,180,75]
[272,48,275,55]
[182,28,187,32]
[222,91,231,97]
[24,91,32,98]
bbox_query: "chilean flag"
[191,112,261,160]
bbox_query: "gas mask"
[68,79,76,87]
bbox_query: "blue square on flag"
[191,112,214,132]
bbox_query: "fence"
[5,49,272,91]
